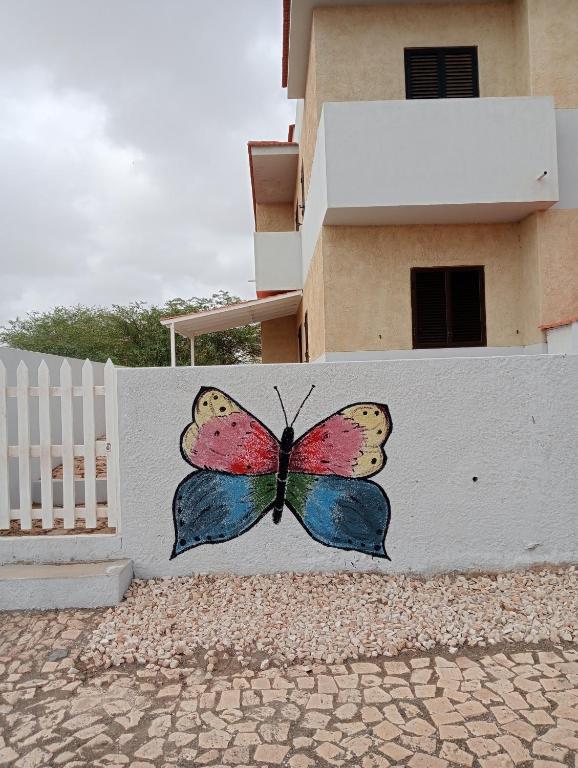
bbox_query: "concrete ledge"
[0,559,133,610]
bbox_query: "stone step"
[0,559,133,610]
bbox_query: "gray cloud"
[0,0,293,323]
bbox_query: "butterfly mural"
[171,386,393,560]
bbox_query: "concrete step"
[0,560,133,610]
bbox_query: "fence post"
[60,360,75,529]
[0,362,9,529]
[82,360,97,528]
[104,359,120,530]
[38,361,54,529]
[16,361,32,530]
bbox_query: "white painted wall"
[323,97,558,222]
[254,232,303,292]
[2,355,576,578]
[546,322,578,354]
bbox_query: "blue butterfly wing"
[171,470,276,559]
[285,473,391,559]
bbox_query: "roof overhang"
[283,0,512,97]
[248,141,299,220]
[160,291,302,338]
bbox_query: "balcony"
[307,97,558,230]
[254,231,303,293]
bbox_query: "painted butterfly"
[171,386,393,560]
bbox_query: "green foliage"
[0,292,261,367]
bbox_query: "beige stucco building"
[164,0,578,364]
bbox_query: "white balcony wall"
[323,97,558,226]
[555,109,578,209]
[254,231,303,292]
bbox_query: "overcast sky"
[0,0,294,325]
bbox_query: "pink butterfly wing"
[181,388,279,475]
[289,403,392,478]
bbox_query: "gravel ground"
[81,566,578,671]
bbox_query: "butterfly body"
[273,426,294,524]
[171,387,393,561]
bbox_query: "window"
[304,312,310,362]
[405,47,479,100]
[411,267,486,348]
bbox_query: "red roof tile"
[540,313,578,331]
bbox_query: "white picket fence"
[0,358,119,533]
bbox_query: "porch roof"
[159,291,302,338]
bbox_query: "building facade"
[250,0,578,364]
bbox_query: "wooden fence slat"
[82,360,97,528]
[0,362,9,529]
[60,360,75,529]
[16,362,32,529]
[38,361,54,529]
[104,359,119,529]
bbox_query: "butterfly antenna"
[273,386,289,428]
[290,385,316,427]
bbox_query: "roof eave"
[247,141,299,225]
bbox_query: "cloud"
[0,0,294,324]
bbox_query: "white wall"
[111,355,577,577]
[254,232,303,292]
[546,322,578,354]
[323,97,558,223]
[555,109,578,209]
[2,355,577,577]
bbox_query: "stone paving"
[1,610,577,767]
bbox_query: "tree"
[0,292,261,367]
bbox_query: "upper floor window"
[411,266,486,349]
[405,47,479,100]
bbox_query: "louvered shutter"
[405,47,479,99]
[412,267,486,348]
[449,269,485,345]
[443,49,480,98]
[412,270,447,347]
[405,50,442,99]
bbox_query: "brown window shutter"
[405,50,441,99]
[412,270,447,347]
[449,269,485,345]
[412,267,486,348]
[405,47,479,100]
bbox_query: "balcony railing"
[311,96,559,227]
[254,231,303,293]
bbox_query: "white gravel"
[82,566,578,670]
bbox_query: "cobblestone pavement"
[1,610,577,768]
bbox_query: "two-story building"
[163,0,578,364]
